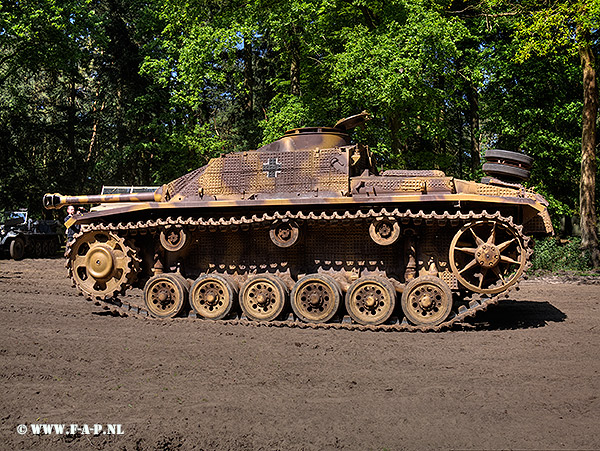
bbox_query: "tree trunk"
[87,91,105,164]
[242,39,253,115]
[578,40,600,267]
[289,27,301,97]
[466,83,480,175]
[388,114,405,168]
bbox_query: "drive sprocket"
[66,230,139,299]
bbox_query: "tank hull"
[65,200,538,331]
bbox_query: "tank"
[43,112,554,331]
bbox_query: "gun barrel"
[43,192,162,209]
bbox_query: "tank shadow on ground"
[91,309,124,317]
[459,299,566,331]
[88,297,566,333]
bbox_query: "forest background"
[1,0,599,263]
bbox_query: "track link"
[66,208,533,332]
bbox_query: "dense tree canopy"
[1,0,598,258]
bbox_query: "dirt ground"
[1,257,599,450]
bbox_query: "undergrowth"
[531,237,593,273]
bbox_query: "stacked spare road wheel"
[482,149,533,182]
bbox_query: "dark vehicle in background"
[0,210,63,260]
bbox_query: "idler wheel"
[190,273,237,320]
[345,276,396,325]
[144,273,188,318]
[401,276,453,326]
[291,274,341,323]
[449,219,526,294]
[240,275,288,321]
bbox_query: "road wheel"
[482,163,530,181]
[240,275,287,321]
[401,276,453,326]
[144,273,188,318]
[9,237,25,260]
[484,149,533,168]
[190,274,237,320]
[345,276,396,325]
[291,274,341,323]
[34,240,43,257]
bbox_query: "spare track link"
[66,208,532,332]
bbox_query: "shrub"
[530,237,592,272]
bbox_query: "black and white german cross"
[262,157,282,178]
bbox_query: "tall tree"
[0,0,170,216]
[0,0,96,214]
[515,0,600,266]
[478,0,600,264]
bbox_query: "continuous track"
[66,208,532,332]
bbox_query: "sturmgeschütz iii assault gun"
[44,112,553,331]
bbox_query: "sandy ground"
[0,257,599,450]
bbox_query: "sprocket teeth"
[67,231,139,301]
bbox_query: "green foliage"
[480,34,583,210]
[328,1,473,170]
[531,237,592,272]
[0,0,171,215]
[533,190,578,233]
[259,94,336,145]
[0,0,596,229]
[260,94,313,145]
[512,0,600,62]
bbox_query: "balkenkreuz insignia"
[262,158,282,178]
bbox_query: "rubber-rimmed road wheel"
[484,149,533,168]
[144,273,188,318]
[240,275,288,322]
[190,273,237,320]
[482,163,530,181]
[345,276,396,325]
[401,276,453,327]
[291,274,341,323]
